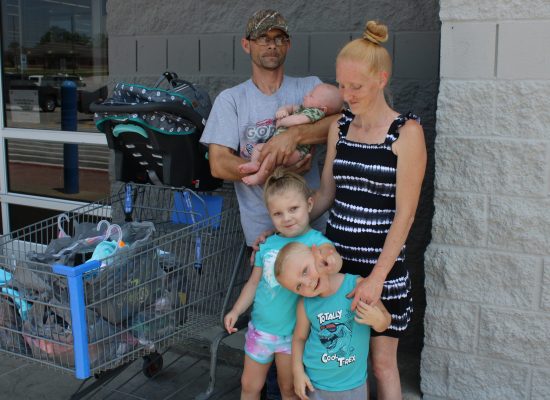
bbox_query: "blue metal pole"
[61,80,79,194]
[53,260,101,379]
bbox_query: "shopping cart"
[0,183,248,399]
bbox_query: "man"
[200,9,336,246]
[200,9,337,399]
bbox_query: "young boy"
[275,242,391,400]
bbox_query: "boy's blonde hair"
[263,167,312,206]
[274,241,310,278]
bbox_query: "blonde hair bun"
[362,20,388,45]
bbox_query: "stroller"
[91,72,222,191]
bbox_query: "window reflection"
[7,138,110,201]
[1,0,108,132]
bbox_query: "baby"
[275,242,391,400]
[239,83,343,186]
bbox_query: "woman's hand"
[249,229,275,265]
[348,272,385,310]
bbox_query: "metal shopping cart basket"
[0,183,248,399]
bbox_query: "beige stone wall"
[422,1,550,398]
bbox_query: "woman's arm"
[350,120,427,308]
[309,120,339,221]
[292,299,314,400]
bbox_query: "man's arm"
[258,113,339,167]
[209,143,261,181]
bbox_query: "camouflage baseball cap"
[246,9,289,39]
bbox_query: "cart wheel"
[142,352,163,378]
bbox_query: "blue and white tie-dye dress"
[325,108,417,337]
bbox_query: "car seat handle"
[153,71,179,88]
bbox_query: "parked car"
[4,73,107,113]
[3,73,59,112]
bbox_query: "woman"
[310,20,427,399]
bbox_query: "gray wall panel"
[234,37,252,77]
[394,32,440,79]
[310,33,351,78]
[167,36,200,75]
[137,37,167,74]
[285,34,309,76]
[199,35,234,74]
[108,36,137,75]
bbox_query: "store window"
[1,0,108,133]
[1,0,110,217]
[6,138,110,202]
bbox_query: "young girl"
[224,168,339,400]
[275,242,391,400]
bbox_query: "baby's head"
[275,242,329,297]
[302,83,344,115]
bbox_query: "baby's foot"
[242,173,266,186]
[238,162,260,174]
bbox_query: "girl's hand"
[348,273,385,310]
[223,310,239,334]
[249,229,275,265]
[294,370,314,400]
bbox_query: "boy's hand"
[294,370,314,400]
[223,310,240,334]
[312,244,341,275]
[354,300,386,328]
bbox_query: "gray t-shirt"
[200,75,328,245]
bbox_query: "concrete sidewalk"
[0,328,422,400]
[0,337,243,400]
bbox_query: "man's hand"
[257,130,298,166]
[283,153,312,176]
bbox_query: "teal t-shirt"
[251,229,331,336]
[303,274,371,391]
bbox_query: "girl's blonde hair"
[263,167,312,206]
[337,20,392,79]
